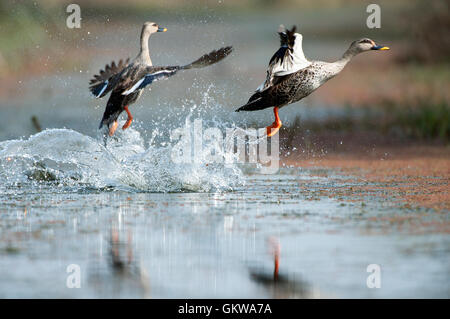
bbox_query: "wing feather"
[89,58,130,98]
[119,46,232,95]
[121,67,179,95]
[257,25,310,92]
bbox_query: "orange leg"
[122,105,133,130]
[274,250,279,281]
[109,121,118,136]
[266,107,282,137]
[268,237,280,281]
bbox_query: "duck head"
[138,22,167,64]
[348,38,390,55]
[141,21,167,37]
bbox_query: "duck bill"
[157,27,167,32]
[371,45,390,50]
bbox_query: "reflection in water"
[270,237,280,282]
[0,172,448,298]
[110,227,134,272]
[249,237,312,298]
[88,220,151,298]
[0,15,448,299]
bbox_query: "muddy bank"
[283,134,449,212]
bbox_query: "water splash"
[0,127,244,193]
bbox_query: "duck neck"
[138,30,152,65]
[341,47,357,63]
[330,48,356,75]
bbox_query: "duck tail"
[98,93,123,129]
[182,46,233,69]
[235,90,273,112]
[235,101,267,112]
[235,97,272,112]
[99,109,122,130]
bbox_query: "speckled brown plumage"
[236,37,389,113]
[237,61,331,111]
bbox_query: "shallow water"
[0,128,448,298]
[0,16,449,298]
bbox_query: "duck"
[236,25,389,137]
[89,22,233,136]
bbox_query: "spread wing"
[256,25,310,92]
[120,46,232,95]
[121,66,180,95]
[89,58,130,98]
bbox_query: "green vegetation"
[284,100,450,142]
[382,100,449,141]
[1,0,448,144]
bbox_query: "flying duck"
[90,22,233,136]
[236,25,389,137]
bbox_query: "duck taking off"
[90,22,233,136]
[236,25,389,137]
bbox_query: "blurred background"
[0,0,449,299]
[0,0,448,147]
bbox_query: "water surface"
[0,17,448,299]
[0,129,448,298]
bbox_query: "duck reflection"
[110,227,133,272]
[88,221,150,298]
[249,237,312,298]
[108,225,150,296]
